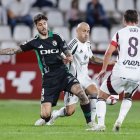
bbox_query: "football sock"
[115,98,132,124]
[41,115,51,123]
[96,98,106,126]
[56,107,66,117]
[89,96,97,122]
[80,102,91,124]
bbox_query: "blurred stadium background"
[1,1,140,140]
[0,0,140,100]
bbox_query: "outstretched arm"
[90,55,116,65]
[90,56,103,64]
[96,44,116,79]
[0,46,23,55]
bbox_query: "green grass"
[0,100,139,140]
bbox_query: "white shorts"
[64,74,97,106]
[64,92,78,106]
[100,74,139,96]
[78,74,96,89]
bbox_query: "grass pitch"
[0,100,140,140]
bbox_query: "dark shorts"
[41,65,79,106]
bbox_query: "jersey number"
[128,37,138,57]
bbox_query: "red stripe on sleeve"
[111,41,118,48]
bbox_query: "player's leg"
[35,87,60,126]
[35,102,52,126]
[85,84,98,123]
[87,75,122,131]
[113,81,139,132]
[47,92,78,125]
[64,72,92,127]
[70,83,92,125]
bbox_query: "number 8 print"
[128,37,138,57]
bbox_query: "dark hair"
[34,13,48,24]
[124,10,138,23]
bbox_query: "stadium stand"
[99,0,116,13]
[53,26,70,42]
[58,0,72,12]
[117,0,135,13]
[47,10,64,27]
[0,25,12,41]
[91,27,109,44]
[0,0,137,51]
[78,0,91,12]
[13,25,31,42]
[97,43,108,51]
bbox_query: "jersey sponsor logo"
[40,49,59,55]
[52,40,57,46]
[123,60,140,66]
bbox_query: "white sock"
[90,98,97,122]
[96,100,106,126]
[56,107,66,117]
[115,99,132,124]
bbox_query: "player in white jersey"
[42,22,115,127]
[87,10,140,132]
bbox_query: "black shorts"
[41,65,79,106]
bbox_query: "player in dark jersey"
[0,14,93,127]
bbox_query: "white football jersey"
[111,25,140,81]
[68,38,93,78]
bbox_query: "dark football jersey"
[20,31,68,74]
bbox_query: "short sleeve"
[20,40,34,52]
[54,33,69,53]
[68,38,78,54]
[111,32,119,48]
[89,46,93,58]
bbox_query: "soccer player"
[87,10,140,132]
[35,22,115,126]
[0,14,93,127]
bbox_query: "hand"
[63,58,70,64]
[66,54,73,62]
[96,69,106,80]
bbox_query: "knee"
[41,111,51,118]
[124,93,132,100]
[66,108,75,116]
[98,90,110,100]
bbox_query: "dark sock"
[41,115,51,123]
[80,103,91,124]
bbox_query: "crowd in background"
[0,0,139,51]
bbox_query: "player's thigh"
[64,73,81,94]
[66,103,77,116]
[100,75,124,95]
[79,75,98,95]
[41,86,61,107]
[124,80,139,95]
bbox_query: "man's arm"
[96,44,116,79]
[63,50,73,63]
[0,46,23,55]
[90,56,103,64]
[90,55,116,65]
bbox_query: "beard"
[38,28,47,36]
